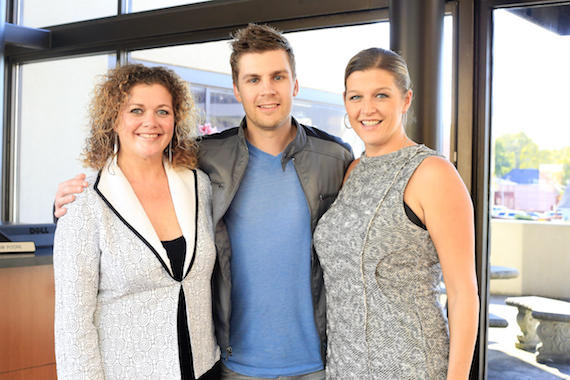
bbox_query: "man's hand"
[54,174,89,218]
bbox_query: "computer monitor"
[0,222,56,256]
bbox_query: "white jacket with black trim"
[53,161,220,380]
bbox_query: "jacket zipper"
[221,139,249,359]
[291,157,326,365]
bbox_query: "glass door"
[487,5,570,379]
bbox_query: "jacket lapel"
[164,164,197,278]
[95,159,197,279]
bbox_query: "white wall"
[18,55,110,223]
[490,219,570,300]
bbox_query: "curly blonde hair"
[82,64,200,170]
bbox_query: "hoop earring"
[168,141,172,164]
[113,133,119,165]
[343,114,352,129]
[107,133,118,175]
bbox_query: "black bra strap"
[404,201,426,230]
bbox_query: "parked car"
[525,212,543,220]
[543,210,563,220]
[492,207,530,220]
[491,205,510,218]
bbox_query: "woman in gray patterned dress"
[313,48,479,380]
[53,65,220,379]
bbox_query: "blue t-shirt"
[223,142,323,377]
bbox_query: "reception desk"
[0,223,56,380]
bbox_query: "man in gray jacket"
[55,24,353,380]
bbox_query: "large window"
[191,85,244,132]
[18,0,216,27]
[488,7,570,378]
[130,0,213,13]
[16,55,113,223]
[18,0,117,28]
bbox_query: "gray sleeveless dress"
[314,145,449,380]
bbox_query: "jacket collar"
[282,117,308,169]
[238,116,308,170]
[94,158,197,280]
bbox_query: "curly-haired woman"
[53,64,220,380]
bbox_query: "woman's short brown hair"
[82,64,200,170]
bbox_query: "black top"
[163,236,186,281]
[162,236,220,380]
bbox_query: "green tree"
[559,147,570,186]
[539,149,555,164]
[494,138,514,177]
[494,133,570,185]
[520,143,540,169]
[494,132,539,177]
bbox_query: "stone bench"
[490,265,519,280]
[506,296,570,364]
[489,313,508,328]
[532,308,570,364]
